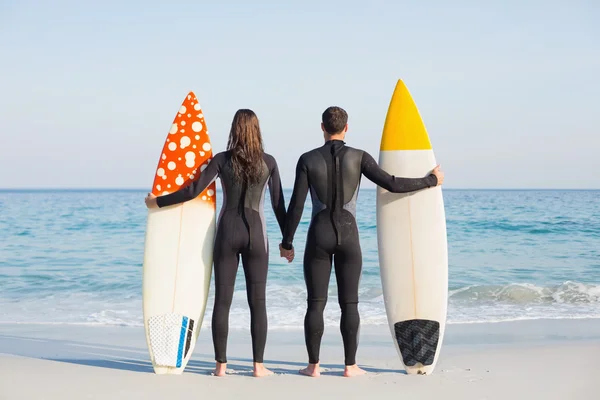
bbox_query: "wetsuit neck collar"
[324,139,346,145]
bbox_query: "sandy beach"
[1,319,599,400]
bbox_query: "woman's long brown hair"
[226,109,265,185]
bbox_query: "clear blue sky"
[1,0,598,189]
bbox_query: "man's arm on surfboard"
[360,151,438,193]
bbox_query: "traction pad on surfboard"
[148,314,195,368]
[394,319,440,366]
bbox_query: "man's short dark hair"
[322,106,348,135]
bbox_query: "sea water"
[1,189,599,329]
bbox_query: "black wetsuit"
[156,151,286,364]
[281,140,437,366]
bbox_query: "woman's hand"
[279,244,294,263]
[145,193,158,209]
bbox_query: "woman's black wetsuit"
[281,140,437,366]
[156,151,286,364]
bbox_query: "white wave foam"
[448,281,600,305]
[1,281,598,328]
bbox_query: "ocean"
[1,189,599,330]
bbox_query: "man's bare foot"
[253,362,274,377]
[299,363,320,377]
[344,364,367,377]
[213,362,226,377]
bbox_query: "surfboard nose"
[151,91,215,208]
[380,79,432,151]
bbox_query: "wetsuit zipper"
[331,145,342,246]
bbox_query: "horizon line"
[1,187,598,192]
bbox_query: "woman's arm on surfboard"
[281,155,309,250]
[155,152,223,208]
[360,151,440,193]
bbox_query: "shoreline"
[2,316,600,337]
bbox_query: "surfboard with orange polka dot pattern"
[150,92,216,208]
[143,91,216,375]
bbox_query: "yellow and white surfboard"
[376,79,448,375]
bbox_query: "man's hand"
[279,244,294,263]
[432,165,444,186]
[145,193,158,209]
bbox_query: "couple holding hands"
[145,106,444,378]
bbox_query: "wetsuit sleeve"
[361,151,437,193]
[266,155,287,235]
[281,156,309,250]
[156,153,222,208]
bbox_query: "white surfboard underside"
[376,149,448,375]
[142,199,215,374]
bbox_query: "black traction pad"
[394,319,440,366]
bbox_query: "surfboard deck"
[142,92,216,374]
[376,80,448,375]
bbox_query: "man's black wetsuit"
[156,151,286,364]
[281,140,437,366]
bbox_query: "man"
[279,106,444,377]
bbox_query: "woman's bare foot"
[213,362,227,377]
[344,364,367,377]
[253,362,274,377]
[299,363,320,377]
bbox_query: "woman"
[145,109,290,377]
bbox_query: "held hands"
[279,244,294,263]
[145,193,158,209]
[432,165,444,186]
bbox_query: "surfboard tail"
[393,319,440,367]
[148,313,196,368]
